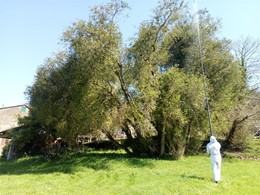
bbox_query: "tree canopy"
[18,0,248,159]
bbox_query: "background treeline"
[8,0,260,159]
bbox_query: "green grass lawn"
[0,150,259,195]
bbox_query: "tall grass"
[0,150,259,195]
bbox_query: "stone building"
[0,105,29,159]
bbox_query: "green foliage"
[21,0,248,158]
[154,67,206,158]
[224,90,260,151]
[8,115,56,157]
[244,138,260,159]
[230,128,252,151]
[181,11,246,136]
[27,0,125,146]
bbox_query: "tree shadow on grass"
[0,152,154,175]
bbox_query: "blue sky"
[0,0,259,107]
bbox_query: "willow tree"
[58,1,129,146]
[25,0,246,158]
[165,10,246,137]
[195,14,246,137]
[114,0,189,155]
[154,68,206,159]
[62,0,187,155]
[27,52,84,146]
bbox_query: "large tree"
[23,0,246,158]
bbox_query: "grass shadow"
[0,151,154,175]
[180,174,206,181]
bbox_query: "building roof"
[0,105,29,134]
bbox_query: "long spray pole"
[193,0,213,136]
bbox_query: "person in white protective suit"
[206,136,222,183]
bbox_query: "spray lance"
[193,0,213,136]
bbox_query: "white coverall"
[206,136,222,182]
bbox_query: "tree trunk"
[173,144,185,160]
[224,114,251,148]
[225,119,238,147]
[7,141,15,161]
[101,128,132,154]
[160,117,166,156]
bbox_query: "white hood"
[210,136,217,143]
